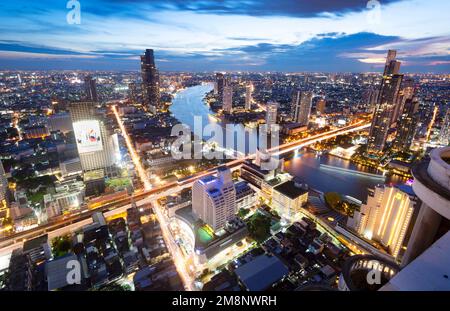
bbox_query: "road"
[1,119,370,247]
[112,105,195,290]
[0,115,371,289]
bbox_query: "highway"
[1,119,370,247]
[0,115,371,289]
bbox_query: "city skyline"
[0,1,449,295]
[0,0,449,72]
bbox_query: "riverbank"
[169,85,403,201]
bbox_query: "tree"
[94,283,132,291]
[247,212,271,243]
[52,235,72,258]
[238,208,250,218]
[324,192,341,209]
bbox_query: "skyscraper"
[192,166,237,231]
[292,90,312,126]
[392,77,415,126]
[383,50,400,76]
[392,97,419,152]
[368,50,404,153]
[245,82,253,110]
[69,102,117,177]
[440,107,450,146]
[84,75,98,102]
[128,82,138,104]
[364,87,380,111]
[347,184,418,260]
[222,77,233,113]
[266,101,278,129]
[215,73,224,97]
[141,49,160,114]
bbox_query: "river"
[170,83,404,201]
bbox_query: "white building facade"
[192,167,237,231]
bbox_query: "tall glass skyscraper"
[292,90,312,126]
[222,76,233,113]
[140,49,160,114]
[84,75,98,102]
[368,50,404,154]
[392,97,419,152]
[215,72,224,97]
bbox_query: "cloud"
[427,60,450,66]
[0,0,448,72]
[107,0,404,18]
[0,51,99,59]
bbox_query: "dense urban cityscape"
[0,0,449,297]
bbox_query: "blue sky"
[0,0,449,72]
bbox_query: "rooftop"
[23,234,48,252]
[381,231,450,291]
[395,184,416,197]
[199,175,216,185]
[235,254,289,291]
[273,179,308,200]
[46,254,79,291]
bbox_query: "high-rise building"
[47,112,73,134]
[364,88,380,111]
[393,77,415,124]
[383,50,400,76]
[316,98,326,115]
[292,90,312,126]
[347,184,419,260]
[128,82,138,104]
[69,101,117,177]
[392,97,419,152]
[222,77,233,113]
[84,75,98,102]
[215,73,224,97]
[368,50,403,153]
[140,49,160,114]
[192,166,237,231]
[266,101,278,129]
[0,160,9,222]
[401,147,450,267]
[245,82,253,110]
[440,107,450,146]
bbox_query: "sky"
[0,0,449,72]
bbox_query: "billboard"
[73,120,103,154]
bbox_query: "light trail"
[268,119,367,153]
[12,112,22,140]
[0,120,370,244]
[0,118,372,285]
[151,201,195,290]
[177,121,372,185]
[112,105,194,291]
[112,106,152,190]
[272,123,371,156]
[426,105,439,143]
